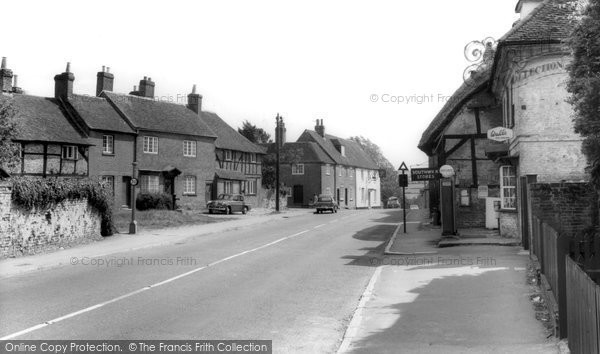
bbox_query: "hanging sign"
[487,127,514,142]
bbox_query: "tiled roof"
[201,112,265,154]
[266,142,336,164]
[215,169,247,181]
[418,67,491,154]
[103,92,216,138]
[10,94,90,145]
[297,130,379,169]
[500,0,577,43]
[68,94,134,134]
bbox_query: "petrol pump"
[439,165,457,237]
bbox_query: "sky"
[2,0,518,168]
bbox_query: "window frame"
[141,174,160,193]
[183,175,196,195]
[224,150,233,161]
[143,136,159,154]
[246,179,257,195]
[325,164,330,175]
[183,140,197,157]
[500,165,517,210]
[61,145,79,160]
[102,135,114,155]
[292,163,305,175]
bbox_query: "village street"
[0,209,552,353]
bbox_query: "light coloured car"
[207,194,250,214]
[386,197,400,209]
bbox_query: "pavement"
[340,213,559,353]
[0,207,311,279]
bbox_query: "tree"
[238,120,272,144]
[0,96,20,170]
[566,0,600,189]
[261,146,304,189]
[350,136,401,203]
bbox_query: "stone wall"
[0,182,102,258]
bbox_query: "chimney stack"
[315,119,325,137]
[138,76,155,98]
[187,84,202,114]
[12,75,22,94]
[96,65,114,96]
[54,62,75,100]
[276,117,286,148]
[0,57,13,93]
[515,0,544,20]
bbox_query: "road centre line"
[0,229,312,340]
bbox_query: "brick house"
[102,81,217,210]
[278,119,381,208]
[199,105,266,207]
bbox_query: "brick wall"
[0,182,102,258]
[529,182,596,239]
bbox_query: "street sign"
[399,174,408,187]
[398,161,409,171]
[487,127,514,142]
[439,165,455,178]
[130,178,138,186]
[411,168,441,181]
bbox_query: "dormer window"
[340,145,346,157]
[225,150,233,161]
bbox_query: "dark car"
[386,197,400,209]
[315,195,338,214]
[207,194,250,215]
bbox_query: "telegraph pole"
[275,114,281,212]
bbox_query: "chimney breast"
[54,62,75,99]
[96,66,114,96]
[0,57,13,93]
[187,84,203,114]
[138,76,155,98]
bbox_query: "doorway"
[345,188,348,207]
[520,176,530,250]
[293,185,304,205]
[122,176,132,208]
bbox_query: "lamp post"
[275,114,281,212]
[398,162,409,233]
[129,161,138,234]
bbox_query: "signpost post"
[398,162,409,234]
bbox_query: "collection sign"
[487,127,514,142]
[411,168,441,181]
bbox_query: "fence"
[566,256,600,354]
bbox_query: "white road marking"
[0,229,311,340]
[313,224,326,229]
[337,266,384,353]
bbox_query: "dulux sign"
[487,127,514,142]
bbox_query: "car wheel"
[242,206,248,215]
[226,206,231,215]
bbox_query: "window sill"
[143,152,158,155]
[102,153,115,156]
[183,194,197,197]
[499,208,517,213]
[184,155,197,158]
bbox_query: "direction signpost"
[398,162,409,233]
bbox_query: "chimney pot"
[1,57,6,69]
[102,65,105,72]
[66,62,71,73]
[134,85,137,91]
[13,75,18,88]
[107,66,110,73]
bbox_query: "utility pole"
[129,161,138,234]
[275,114,281,212]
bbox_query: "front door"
[122,176,132,208]
[293,185,304,205]
[345,188,348,206]
[205,183,213,204]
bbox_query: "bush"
[136,192,173,211]
[10,176,115,236]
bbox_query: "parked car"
[207,194,250,215]
[314,195,338,214]
[410,204,420,210]
[386,197,400,209]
